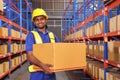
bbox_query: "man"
[26,8,59,80]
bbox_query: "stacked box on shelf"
[22,44,26,50]
[0,63,3,74]
[16,31,20,38]
[0,0,3,12]
[108,41,120,62]
[11,44,14,53]
[89,26,92,36]
[22,53,27,61]
[86,27,90,36]
[99,68,104,80]
[11,29,15,38]
[99,42,104,58]
[15,56,21,66]
[0,44,7,54]
[87,60,104,79]
[3,61,9,73]
[11,58,15,68]
[92,26,95,36]
[17,44,20,51]
[106,69,120,80]
[11,43,19,53]
[86,44,89,54]
[109,16,117,32]
[11,29,20,38]
[87,42,104,58]
[13,43,18,53]
[94,44,98,56]
[0,61,9,74]
[89,44,94,55]
[0,27,8,37]
[95,22,104,35]
[22,33,26,39]
[117,14,120,31]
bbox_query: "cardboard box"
[0,63,3,74]
[96,22,104,34]
[0,27,8,37]
[0,44,7,54]
[0,0,3,12]
[33,43,86,72]
[108,42,120,62]
[3,61,8,72]
[117,14,120,31]
[109,16,117,32]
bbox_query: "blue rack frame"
[62,0,120,80]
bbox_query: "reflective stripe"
[31,31,43,44]
[48,32,55,43]
[28,31,55,72]
[29,65,43,72]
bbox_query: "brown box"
[106,71,120,80]
[117,14,120,31]
[109,16,117,32]
[108,42,120,62]
[3,61,8,72]
[0,0,3,11]
[0,27,8,37]
[0,44,7,54]
[0,63,3,74]
[33,43,86,72]
[86,27,90,36]
[96,22,104,34]
[118,47,120,62]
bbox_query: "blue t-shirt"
[26,28,60,52]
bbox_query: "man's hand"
[41,63,53,74]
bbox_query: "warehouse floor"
[3,62,93,80]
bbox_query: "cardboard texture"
[0,27,8,37]
[117,14,120,30]
[0,0,3,11]
[33,43,86,72]
[87,61,104,79]
[3,62,8,72]
[0,63,3,74]
[108,42,120,62]
[109,16,117,32]
[0,44,7,54]
[106,71,120,80]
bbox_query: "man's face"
[33,16,47,29]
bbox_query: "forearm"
[27,51,44,69]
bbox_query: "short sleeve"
[25,32,35,52]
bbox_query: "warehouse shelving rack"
[62,0,120,80]
[0,0,32,79]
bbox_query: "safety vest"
[28,31,55,72]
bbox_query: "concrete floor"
[3,62,92,80]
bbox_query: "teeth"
[39,24,43,27]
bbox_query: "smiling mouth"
[38,24,43,27]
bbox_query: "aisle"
[3,62,92,80]
[4,62,30,80]
[3,62,70,80]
